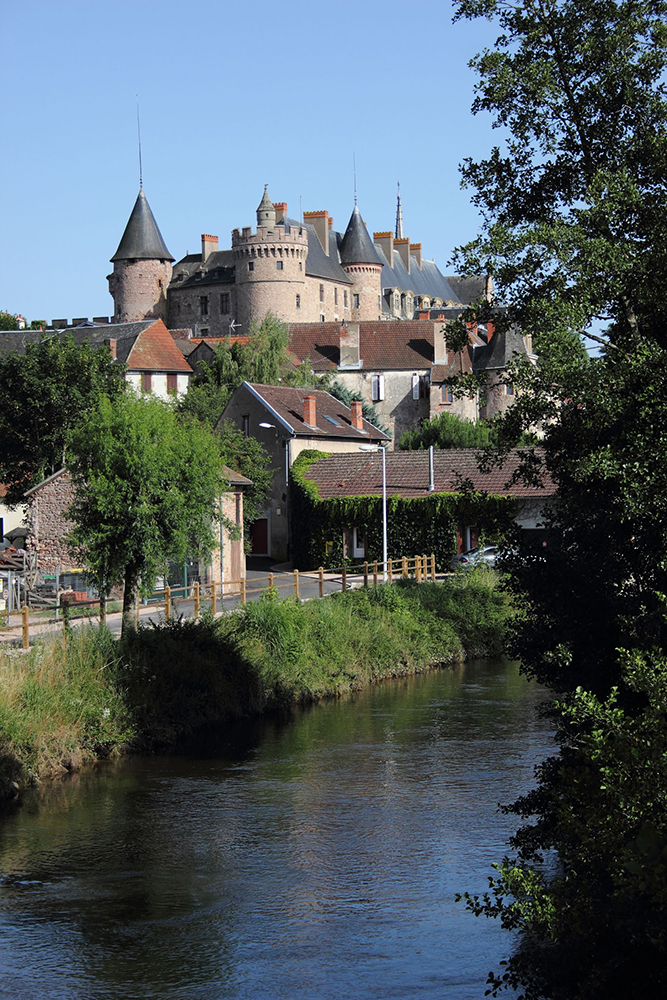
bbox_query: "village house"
[288,448,554,571]
[20,467,250,600]
[218,382,388,561]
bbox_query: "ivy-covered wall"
[290,450,520,571]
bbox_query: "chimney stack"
[304,394,317,427]
[410,243,422,268]
[303,210,329,255]
[201,234,219,262]
[274,202,288,223]
[374,232,394,265]
[339,322,360,368]
[107,338,117,360]
[394,238,411,273]
[350,399,363,430]
[433,323,448,364]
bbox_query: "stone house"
[22,467,250,594]
[218,382,388,562]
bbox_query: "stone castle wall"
[109,259,172,323]
[24,472,77,572]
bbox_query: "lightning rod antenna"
[136,96,143,190]
[353,152,357,206]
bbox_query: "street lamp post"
[359,444,388,582]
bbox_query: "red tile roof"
[126,320,194,373]
[244,383,387,442]
[288,321,475,373]
[303,449,554,499]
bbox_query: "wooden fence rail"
[1,554,440,650]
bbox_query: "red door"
[251,518,269,555]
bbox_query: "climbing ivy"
[290,450,519,570]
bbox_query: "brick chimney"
[340,322,360,368]
[201,234,219,262]
[373,232,393,266]
[304,211,329,255]
[304,394,317,427]
[395,238,411,273]
[107,338,117,360]
[274,202,288,223]
[350,399,363,430]
[410,243,422,268]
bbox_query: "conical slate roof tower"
[111,189,174,262]
[108,189,173,323]
[339,205,381,266]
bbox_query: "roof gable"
[125,320,194,373]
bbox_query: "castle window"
[334,288,338,306]
[220,293,230,314]
[167,374,178,395]
[142,373,152,394]
[296,294,301,309]
[200,296,209,316]
[319,284,324,302]
[353,294,360,309]
[242,414,250,438]
[441,385,454,405]
[506,383,514,396]
[344,290,348,307]
[276,260,284,270]
[248,261,254,272]
[299,261,303,271]
[320,314,325,322]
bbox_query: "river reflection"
[0,660,553,1000]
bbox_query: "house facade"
[218,382,388,562]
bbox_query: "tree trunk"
[99,593,106,626]
[121,567,138,637]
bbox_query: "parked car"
[449,546,499,571]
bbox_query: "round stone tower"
[107,189,174,324]
[339,205,384,322]
[232,186,309,331]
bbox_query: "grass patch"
[0,573,511,798]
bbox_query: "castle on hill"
[107,185,492,337]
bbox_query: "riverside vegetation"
[0,573,509,800]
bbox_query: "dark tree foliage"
[216,422,273,539]
[452,2,667,996]
[0,311,20,331]
[0,334,125,505]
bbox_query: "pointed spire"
[110,190,173,262]
[256,184,276,227]
[395,182,404,239]
[339,205,381,266]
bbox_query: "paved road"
[1,560,392,645]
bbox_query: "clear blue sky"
[1,0,500,324]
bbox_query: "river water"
[0,660,553,1000]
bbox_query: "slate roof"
[444,275,489,305]
[111,190,174,263]
[231,382,387,442]
[304,449,554,500]
[473,326,528,370]
[287,321,475,373]
[169,249,236,290]
[339,206,383,265]
[373,244,460,304]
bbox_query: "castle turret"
[256,184,277,229]
[107,189,174,323]
[232,187,308,331]
[339,205,383,321]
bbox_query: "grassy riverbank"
[0,573,510,799]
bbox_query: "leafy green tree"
[67,394,223,635]
[0,334,125,505]
[399,411,498,450]
[0,311,19,330]
[216,421,273,540]
[451,1,667,994]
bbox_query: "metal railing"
[1,554,439,650]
